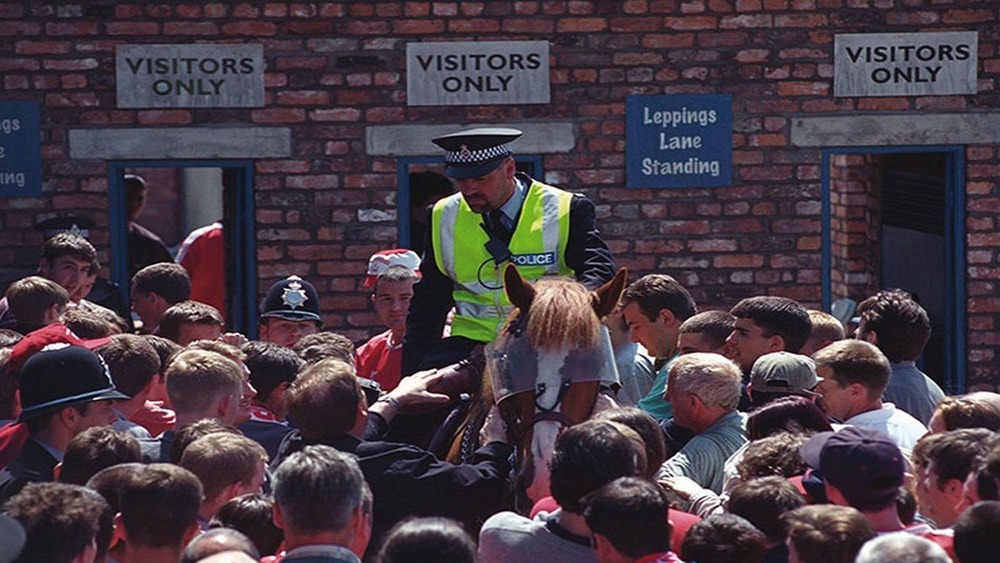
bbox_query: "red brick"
[46,22,99,35]
[715,254,765,268]
[252,109,306,124]
[0,21,40,35]
[221,21,277,35]
[16,41,72,55]
[689,239,738,252]
[79,111,135,125]
[278,91,331,105]
[3,75,28,89]
[943,9,993,24]
[721,14,772,28]
[60,75,87,89]
[275,56,327,70]
[776,81,827,96]
[310,108,362,122]
[643,33,695,48]
[503,18,555,33]
[43,58,98,71]
[136,110,192,125]
[163,22,218,35]
[448,19,501,32]
[44,93,99,107]
[775,13,827,27]
[106,22,160,35]
[665,16,718,30]
[203,4,227,17]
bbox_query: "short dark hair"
[61,308,117,338]
[4,482,111,563]
[272,445,365,534]
[180,433,268,503]
[97,333,161,396]
[681,514,767,563]
[934,395,1000,432]
[170,419,242,465]
[209,493,283,557]
[41,232,96,265]
[583,477,672,558]
[119,463,203,549]
[678,310,736,349]
[746,395,832,441]
[6,276,69,323]
[143,334,181,373]
[726,476,806,543]
[59,426,142,486]
[376,517,476,563]
[811,339,891,397]
[156,301,224,342]
[730,296,812,353]
[782,505,875,563]
[132,262,192,305]
[593,407,666,480]
[737,432,811,481]
[918,429,999,489]
[292,331,355,366]
[620,274,697,323]
[859,289,930,362]
[550,420,640,513]
[954,501,1000,563]
[285,359,361,440]
[241,341,303,402]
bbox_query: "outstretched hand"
[390,368,452,410]
[480,404,509,446]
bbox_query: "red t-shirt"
[355,330,403,392]
[176,222,225,314]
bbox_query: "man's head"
[681,514,767,563]
[96,333,161,407]
[913,428,998,528]
[929,393,1000,434]
[856,289,930,363]
[285,358,362,441]
[800,426,904,512]
[811,339,890,421]
[60,308,119,339]
[157,300,225,345]
[365,250,421,335]
[6,276,70,327]
[241,340,302,420]
[549,420,641,514]
[165,349,245,424]
[799,309,845,356]
[272,445,367,543]
[37,232,97,297]
[727,296,812,372]
[258,275,322,347]
[3,482,111,563]
[209,494,283,558]
[954,501,1000,563]
[431,127,522,213]
[619,274,697,359]
[677,310,735,355]
[181,528,260,563]
[726,476,806,547]
[747,352,820,407]
[18,345,126,441]
[124,174,148,222]
[58,426,142,486]
[180,433,268,517]
[665,353,742,433]
[855,533,950,563]
[293,331,356,367]
[117,463,204,553]
[131,262,191,331]
[583,477,673,562]
[781,505,875,563]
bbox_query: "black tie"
[489,210,511,243]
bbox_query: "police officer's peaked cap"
[34,215,96,240]
[18,345,129,422]
[259,275,322,324]
[432,127,522,179]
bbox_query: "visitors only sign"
[834,32,977,97]
[625,94,732,188]
[406,41,550,106]
[0,101,42,197]
[116,44,265,108]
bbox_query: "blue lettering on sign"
[0,101,42,197]
[511,252,555,266]
[625,94,733,189]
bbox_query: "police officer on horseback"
[403,127,617,375]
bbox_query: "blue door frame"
[107,160,258,336]
[821,145,966,392]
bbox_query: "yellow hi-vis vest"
[432,179,574,343]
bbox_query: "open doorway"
[822,147,966,392]
[108,161,257,335]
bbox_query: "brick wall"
[0,1,998,384]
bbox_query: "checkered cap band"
[443,143,512,166]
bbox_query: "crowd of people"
[2,126,1000,563]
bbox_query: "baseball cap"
[800,426,904,509]
[17,344,129,422]
[259,275,322,324]
[7,323,110,374]
[363,249,421,289]
[749,352,819,397]
[431,127,522,179]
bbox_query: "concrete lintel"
[69,127,292,159]
[366,122,576,156]
[791,113,1000,147]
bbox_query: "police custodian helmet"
[259,275,322,324]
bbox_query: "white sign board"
[834,32,977,97]
[116,44,265,108]
[406,41,550,106]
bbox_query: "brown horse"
[446,264,628,511]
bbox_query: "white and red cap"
[364,249,421,289]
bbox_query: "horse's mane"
[521,279,601,350]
